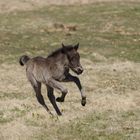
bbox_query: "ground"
[0,0,140,140]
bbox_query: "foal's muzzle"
[74,67,84,75]
[77,67,83,74]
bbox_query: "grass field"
[0,1,140,140]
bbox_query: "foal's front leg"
[47,78,68,102]
[64,74,86,106]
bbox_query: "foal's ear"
[62,43,67,53]
[74,43,79,50]
[62,43,65,48]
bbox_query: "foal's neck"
[59,53,69,66]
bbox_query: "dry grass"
[0,58,140,139]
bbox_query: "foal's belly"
[52,71,66,81]
[55,75,66,81]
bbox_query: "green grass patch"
[35,110,139,140]
[0,104,32,124]
[0,2,140,63]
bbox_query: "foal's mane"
[47,46,74,58]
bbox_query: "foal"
[19,43,86,115]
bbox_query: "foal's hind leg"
[47,78,68,102]
[28,74,52,115]
[47,85,62,115]
[64,74,86,106]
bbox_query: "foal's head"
[62,43,83,75]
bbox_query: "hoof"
[56,97,64,102]
[81,97,86,106]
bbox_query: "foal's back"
[26,53,67,83]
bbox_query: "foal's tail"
[19,55,30,66]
